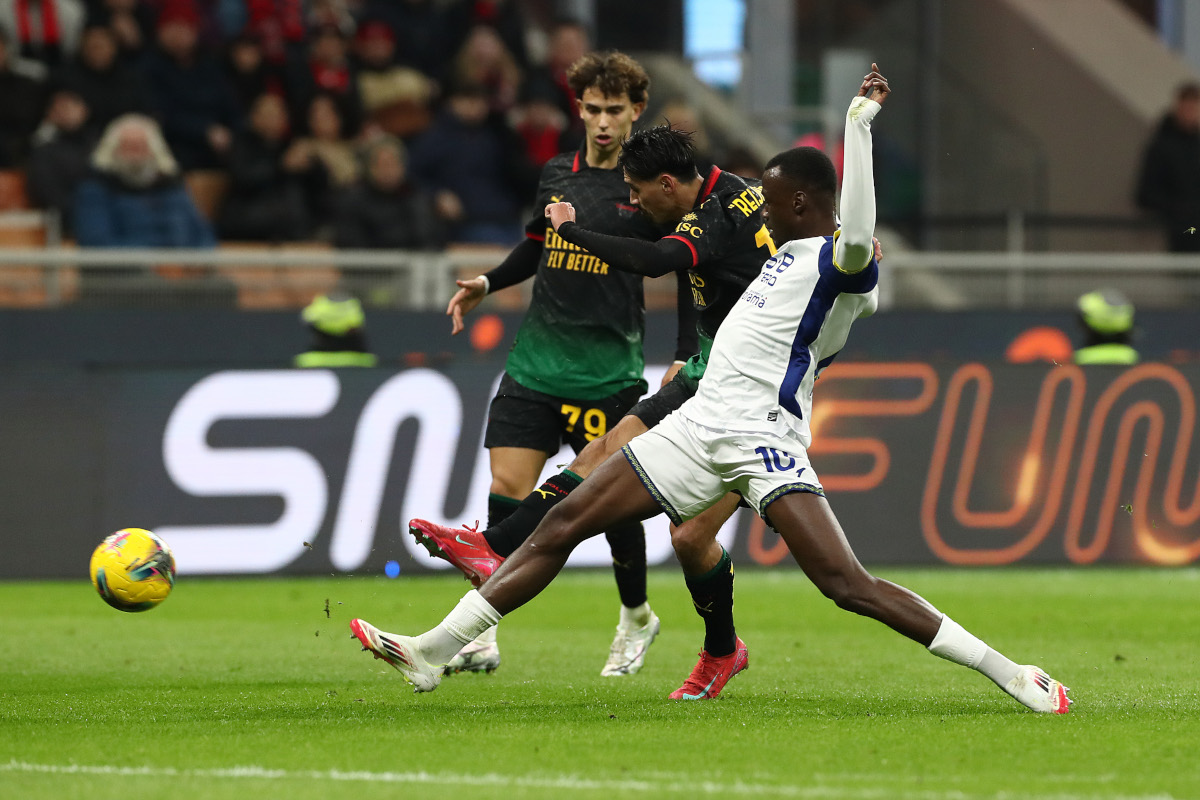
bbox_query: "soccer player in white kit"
[350,64,1072,714]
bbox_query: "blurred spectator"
[296,91,358,187]
[512,75,567,167]
[452,24,521,114]
[307,0,354,36]
[1074,288,1139,365]
[659,98,713,164]
[286,22,362,133]
[523,18,587,147]
[456,0,527,70]
[0,30,47,166]
[218,92,327,241]
[294,292,377,368]
[334,135,440,250]
[1136,82,1200,252]
[363,0,455,81]
[74,113,215,246]
[52,24,147,131]
[84,0,154,62]
[0,0,86,72]
[141,5,238,168]
[27,89,95,231]
[223,32,283,116]
[230,0,305,65]
[408,79,534,245]
[353,18,433,139]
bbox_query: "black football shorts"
[484,372,644,455]
[626,368,700,430]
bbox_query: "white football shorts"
[622,411,825,525]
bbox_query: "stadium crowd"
[0,0,602,248]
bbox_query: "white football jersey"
[678,234,879,446]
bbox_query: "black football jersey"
[506,150,663,400]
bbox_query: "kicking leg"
[362,452,664,692]
[765,491,1070,713]
[668,494,749,699]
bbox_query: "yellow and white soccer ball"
[89,528,175,612]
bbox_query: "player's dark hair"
[1177,82,1200,102]
[618,124,700,182]
[567,51,650,105]
[764,147,838,205]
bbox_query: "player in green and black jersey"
[415,124,774,698]
[428,53,696,678]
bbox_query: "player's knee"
[817,571,878,616]
[574,432,615,473]
[669,522,708,566]
[488,476,524,501]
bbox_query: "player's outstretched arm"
[833,62,889,275]
[545,201,694,278]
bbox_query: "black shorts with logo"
[626,367,700,430]
[484,372,645,455]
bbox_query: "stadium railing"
[0,246,1198,311]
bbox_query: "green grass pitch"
[2,567,1198,799]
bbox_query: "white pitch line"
[0,760,1181,800]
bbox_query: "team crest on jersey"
[682,212,698,222]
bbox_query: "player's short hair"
[618,124,700,182]
[567,51,650,106]
[764,147,838,204]
[1177,82,1200,102]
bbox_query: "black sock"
[686,548,736,657]
[484,470,582,557]
[605,521,647,609]
[487,493,521,529]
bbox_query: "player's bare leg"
[669,493,750,700]
[764,491,1070,713]
[575,417,658,676]
[488,446,547,503]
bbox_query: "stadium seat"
[217,242,340,309]
[184,170,231,221]
[0,170,30,211]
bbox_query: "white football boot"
[444,629,502,675]
[350,618,442,693]
[600,609,661,676]
[1004,665,1071,714]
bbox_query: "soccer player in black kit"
[411,124,776,699]
[424,52,696,677]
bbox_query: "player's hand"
[544,201,576,231]
[873,236,884,263]
[858,62,890,105]
[446,277,487,335]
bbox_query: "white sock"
[619,601,652,628]
[928,615,1022,687]
[418,590,503,665]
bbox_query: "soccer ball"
[89,528,175,612]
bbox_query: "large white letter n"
[156,370,340,575]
